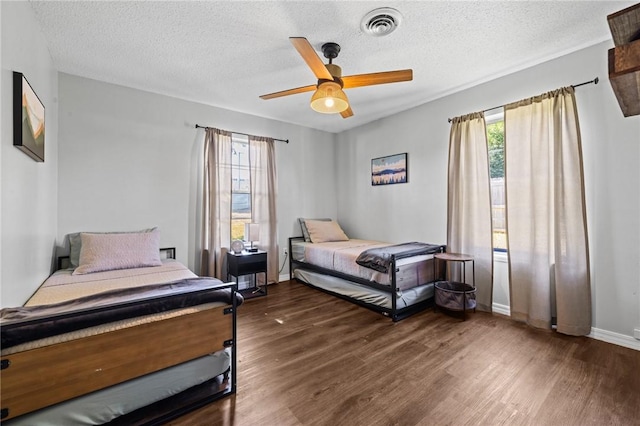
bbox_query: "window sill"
[494,250,508,263]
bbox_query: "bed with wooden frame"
[1,232,241,425]
[289,219,445,321]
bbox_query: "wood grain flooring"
[167,280,640,426]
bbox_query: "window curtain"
[504,87,591,336]
[200,128,233,279]
[248,136,279,284]
[447,112,494,312]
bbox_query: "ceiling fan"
[259,37,413,119]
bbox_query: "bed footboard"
[0,282,239,423]
[1,307,230,421]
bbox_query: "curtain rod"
[195,124,289,143]
[447,77,599,123]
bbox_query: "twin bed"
[1,229,241,425]
[289,219,445,321]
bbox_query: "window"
[486,110,506,251]
[231,134,251,242]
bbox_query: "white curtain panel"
[248,136,279,284]
[447,112,494,312]
[201,128,233,279]
[505,87,591,336]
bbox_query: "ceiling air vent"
[361,7,403,37]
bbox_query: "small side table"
[434,252,476,320]
[434,253,475,288]
[227,250,268,299]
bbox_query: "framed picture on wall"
[371,152,408,186]
[13,71,45,162]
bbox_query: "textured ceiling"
[29,1,635,133]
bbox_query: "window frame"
[230,134,252,245]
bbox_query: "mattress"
[292,239,435,286]
[294,268,434,309]
[4,350,231,426]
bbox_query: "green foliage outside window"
[487,121,504,179]
[487,119,506,250]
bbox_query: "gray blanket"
[355,242,443,273]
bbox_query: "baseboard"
[589,327,640,351]
[278,273,290,283]
[490,305,639,351]
[492,302,511,316]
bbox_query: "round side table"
[434,252,476,320]
[434,252,475,288]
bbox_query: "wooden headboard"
[57,247,177,271]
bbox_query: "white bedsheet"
[298,239,391,283]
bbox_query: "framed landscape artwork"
[13,72,45,162]
[371,153,408,186]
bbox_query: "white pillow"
[73,229,162,275]
[304,220,349,243]
[298,218,332,242]
[67,227,156,268]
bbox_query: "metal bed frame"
[288,237,445,321]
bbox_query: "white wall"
[336,41,640,343]
[58,73,336,278]
[1,2,58,308]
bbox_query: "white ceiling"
[29,0,635,134]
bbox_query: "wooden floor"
[168,280,640,426]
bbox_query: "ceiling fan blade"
[341,106,354,119]
[342,69,413,89]
[290,37,334,81]
[260,84,317,100]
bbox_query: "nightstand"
[433,253,476,320]
[227,250,268,299]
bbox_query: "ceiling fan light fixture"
[310,81,349,114]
